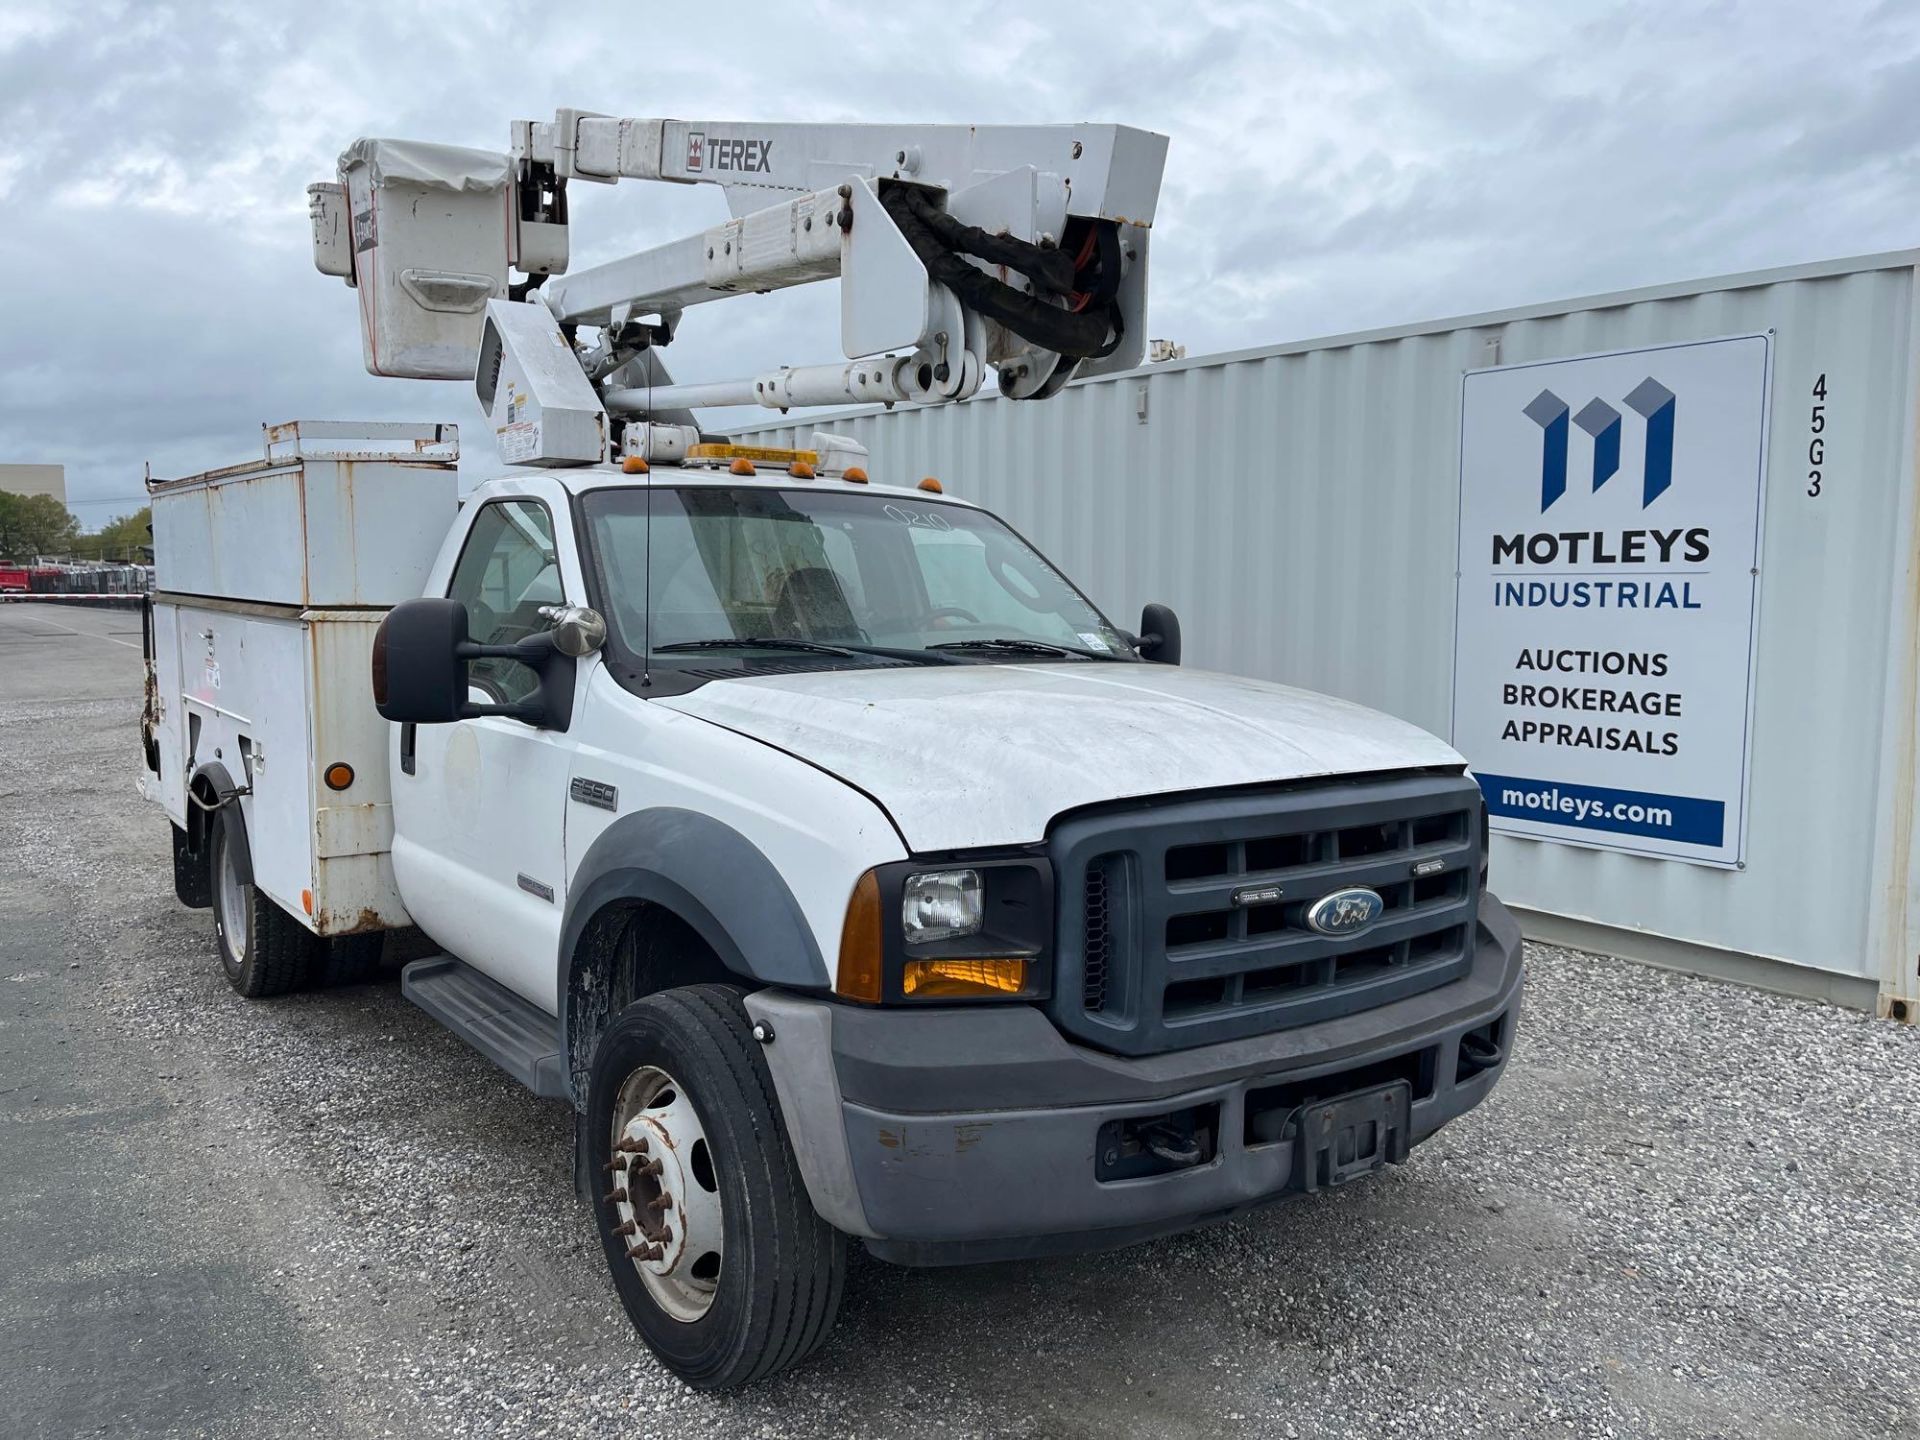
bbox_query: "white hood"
[659,663,1462,853]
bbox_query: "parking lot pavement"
[2,599,1917,1439]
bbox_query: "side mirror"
[372,597,577,729]
[1137,602,1182,665]
[373,598,470,722]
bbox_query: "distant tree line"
[0,495,150,562]
[71,507,153,562]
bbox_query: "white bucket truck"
[141,114,1523,1388]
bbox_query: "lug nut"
[602,1188,628,1205]
[615,1136,650,1155]
[649,1194,674,1213]
[626,1242,663,1262]
[612,1219,637,1237]
[602,1157,627,1174]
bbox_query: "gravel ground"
[2,599,1917,1440]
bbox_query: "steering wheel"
[926,605,982,625]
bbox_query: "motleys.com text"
[1501,783,1675,829]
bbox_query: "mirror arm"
[459,697,548,724]
[456,635,560,666]
[451,632,576,732]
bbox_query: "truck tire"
[586,984,845,1390]
[171,822,211,909]
[208,809,315,998]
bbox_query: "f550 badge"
[570,777,618,812]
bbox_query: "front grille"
[1049,772,1484,1056]
[1082,855,1121,1012]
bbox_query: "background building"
[0,463,67,504]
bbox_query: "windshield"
[580,486,1134,676]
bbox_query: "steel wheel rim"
[215,830,248,963]
[610,1064,724,1322]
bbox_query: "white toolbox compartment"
[149,421,459,607]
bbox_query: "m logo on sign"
[686,132,705,172]
[1523,377,1676,511]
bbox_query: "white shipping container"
[728,249,1920,1017]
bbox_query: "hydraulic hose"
[880,185,1125,362]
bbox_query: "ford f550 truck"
[138,115,1522,1389]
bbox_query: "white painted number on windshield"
[882,504,952,530]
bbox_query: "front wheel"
[587,985,845,1390]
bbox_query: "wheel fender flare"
[191,760,250,887]
[558,809,829,1089]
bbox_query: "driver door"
[392,494,578,1011]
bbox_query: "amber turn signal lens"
[324,762,355,791]
[835,871,884,1002]
[902,957,1027,999]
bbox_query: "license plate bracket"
[1295,1081,1412,1192]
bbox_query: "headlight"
[902,869,983,943]
[835,858,1053,1004]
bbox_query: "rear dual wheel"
[204,808,388,995]
[587,985,845,1390]
[208,809,316,997]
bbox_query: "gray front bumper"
[746,894,1525,1265]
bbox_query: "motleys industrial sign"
[1451,334,1771,866]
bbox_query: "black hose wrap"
[880,185,1124,361]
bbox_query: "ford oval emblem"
[1305,887,1385,937]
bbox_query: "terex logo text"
[685,135,774,175]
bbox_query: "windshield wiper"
[927,637,1113,660]
[655,636,960,664]
[656,636,857,657]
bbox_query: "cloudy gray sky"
[3,0,1917,524]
